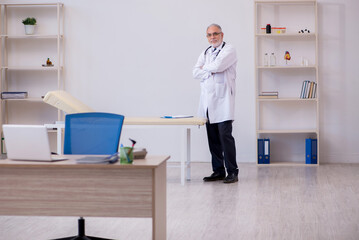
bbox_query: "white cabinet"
[0,3,64,128]
[254,0,319,165]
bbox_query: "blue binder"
[264,138,270,164]
[258,139,264,164]
[305,138,312,164]
[306,138,317,164]
[311,139,317,164]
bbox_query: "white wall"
[2,0,358,163]
[63,0,256,163]
[318,0,359,163]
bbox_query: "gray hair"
[207,23,222,32]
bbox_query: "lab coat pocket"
[215,83,226,98]
[214,72,225,84]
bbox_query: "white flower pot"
[24,25,35,35]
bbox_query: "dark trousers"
[206,118,238,176]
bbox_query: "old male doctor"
[193,23,239,184]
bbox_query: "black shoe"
[203,172,226,182]
[223,173,238,184]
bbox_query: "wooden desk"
[46,117,207,185]
[0,155,169,240]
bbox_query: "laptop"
[3,124,67,162]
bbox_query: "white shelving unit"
[254,0,319,165]
[0,3,64,132]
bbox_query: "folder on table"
[161,115,193,119]
[264,138,270,164]
[257,139,264,164]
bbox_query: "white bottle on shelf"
[270,53,276,66]
[263,53,269,67]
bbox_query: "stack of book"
[258,91,278,99]
[1,91,28,99]
[300,80,317,99]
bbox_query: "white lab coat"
[193,43,237,124]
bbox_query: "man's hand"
[193,55,212,80]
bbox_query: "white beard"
[211,41,222,48]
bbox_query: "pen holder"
[120,146,133,164]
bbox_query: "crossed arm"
[193,46,237,80]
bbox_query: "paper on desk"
[161,115,193,119]
[76,153,118,164]
[76,156,110,164]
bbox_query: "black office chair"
[53,112,124,240]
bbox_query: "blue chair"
[55,112,124,240]
[64,112,124,155]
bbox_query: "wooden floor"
[0,162,359,240]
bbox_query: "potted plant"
[22,17,37,35]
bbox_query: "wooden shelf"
[255,1,316,5]
[255,0,319,165]
[258,98,317,102]
[257,129,318,134]
[3,3,63,7]
[257,162,318,166]
[1,35,63,39]
[0,3,64,155]
[2,66,62,71]
[257,65,317,69]
[2,98,44,102]
[256,33,316,37]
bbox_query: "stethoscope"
[204,41,226,57]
